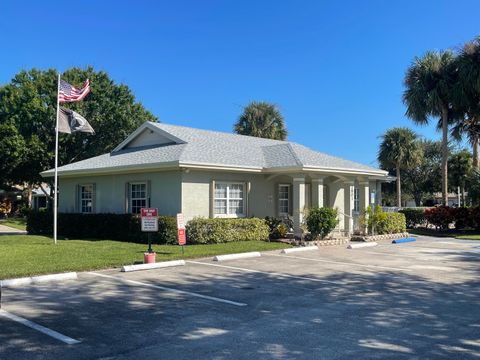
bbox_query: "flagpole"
[53,73,60,245]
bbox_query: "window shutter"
[147,180,152,207]
[288,184,293,216]
[75,184,80,213]
[210,180,215,218]
[125,182,130,213]
[92,183,97,213]
[245,182,250,217]
[275,183,279,216]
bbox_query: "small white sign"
[370,191,376,204]
[141,208,159,232]
[177,213,185,230]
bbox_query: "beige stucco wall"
[59,171,182,215]
[58,168,386,235]
[181,170,284,221]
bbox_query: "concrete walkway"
[0,224,27,235]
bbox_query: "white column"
[359,181,369,234]
[311,177,324,208]
[359,181,369,211]
[293,176,306,236]
[343,180,355,235]
[376,181,382,207]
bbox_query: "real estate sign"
[177,213,186,245]
[141,208,159,232]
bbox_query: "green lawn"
[409,228,480,240]
[0,235,289,280]
[455,235,480,240]
[0,218,27,231]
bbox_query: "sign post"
[141,208,158,257]
[177,213,186,255]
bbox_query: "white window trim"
[80,184,94,214]
[130,181,147,214]
[278,184,290,217]
[214,181,246,218]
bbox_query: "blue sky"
[1,1,479,166]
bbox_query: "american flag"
[58,79,90,103]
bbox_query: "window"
[214,182,245,217]
[130,182,147,214]
[353,187,360,213]
[80,184,94,213]
[278,184,290,216]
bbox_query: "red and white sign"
[141,208,158,232]
[177,213,186,245]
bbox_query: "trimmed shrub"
[186,217,269,244]
[305,207,338,239]
[26,211,177,244]
[424,206,455,230]
[399,208,426,228]
[362,206,406,234]
[376,212,406,234]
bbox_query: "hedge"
[424,206,455,230]
[186,217,269,244]
[398,208,426,228]
[376,212,406,234]
[27,210,178,244]
[362,206,406,235]
[423,206,480,231]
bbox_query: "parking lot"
[1,235,480,360]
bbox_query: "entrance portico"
[272,173,383,237]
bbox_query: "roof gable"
[113,122,186,152]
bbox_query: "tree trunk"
[473,134,479,169]
[26,183,33,207]
[462,185,466,207]
[396,163,401,208]
[441,106,449,206]
[413,192,422,207]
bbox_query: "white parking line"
[87,272,247,307]
[186,261,344,284]
[0,309,80,345]
[265,253,414,272]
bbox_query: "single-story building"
[42,122,391,236]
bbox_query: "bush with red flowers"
[424,206,455,230]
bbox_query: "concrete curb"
[0,272,77,288]
[213,252,261,261]
[348,242,378,249]
[281,246,319,254]
[121,260,186,272]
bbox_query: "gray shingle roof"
[43,122,386,176]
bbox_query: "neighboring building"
[32,185,50,210]
[41,122,391,235]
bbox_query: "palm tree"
[234,101,287,140]
[403,50,458,205]
[378,127,421,207]
[453,37,480,168]
[451,117,480,168]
